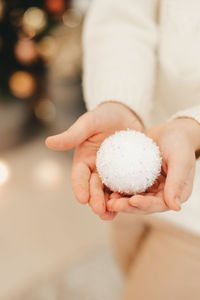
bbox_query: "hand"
[107,118,200,214]
[45,102,143,220]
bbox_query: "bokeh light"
[0,0,4,21]
[62,8,82,28]
[33,160,63,189]
[34,99,56,123]
[9,8,24,27]
[9,71,36,98]
[22,7,47,37]
[15,38,37,65]
[37,36,56,60]
[0,161,10,185]
[46,0,66,15]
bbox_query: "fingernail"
[129,198,138,208]
[175,197,182,210]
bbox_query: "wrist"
[169,118,200,151]
[97,100,144,131]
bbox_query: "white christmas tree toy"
[96,129,162,195]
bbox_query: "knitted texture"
[82,0,157,124]
[170,104,200,125]
[82,0,200,234]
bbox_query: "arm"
[46,0,159,220]
[82,0,158,124]
[149,106,200,211]
[107,106,200,214]
[169,104,200,151]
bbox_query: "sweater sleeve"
[82,0,158,124]
[169,104,200,125]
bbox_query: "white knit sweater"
[82,0,200,235]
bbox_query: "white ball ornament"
[96,130,162,195]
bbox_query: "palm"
[73,127,140,220]
[47,105,197,216]
[74,132,113,172]
[106,125,178,214]
[105,124,169,214]
[46,102,143,220]
[107,169,168,214]
[107,121,196,214]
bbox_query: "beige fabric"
[111,214,200,300]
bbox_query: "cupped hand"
[45,102,143,220]
[107,118,200,214]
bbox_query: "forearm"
[82,0,158,125]
[169,118,200,152]
[98,101,145,131]
[169,104,200,151]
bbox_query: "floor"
[0,125,123,300]
[21,247,123,300]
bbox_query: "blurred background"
[0,0,123,299]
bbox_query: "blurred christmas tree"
[0,0,70,102]
[0,0,86,151]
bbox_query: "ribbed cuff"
[169,104,200,126]
[83,76,154,127]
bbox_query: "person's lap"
[111,214,200,300]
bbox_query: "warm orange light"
[46,0,65,14]
[9,71,36,98]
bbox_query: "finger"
[99,192,117,220]
[107,197,128,212]
[99,211,117,221]
[107,197,145,214]
[71,162,91,204]
[89,173,106,215]
[45,112,94,151]
[164,153,195,211]
[129,194,168,213]
[109,192,121,200]
[180,166,195,202]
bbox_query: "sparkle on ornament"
[96,130,162,195]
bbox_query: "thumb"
[45,112,94,151]
[164,152,195,211]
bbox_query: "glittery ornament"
[96,130,162,194]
